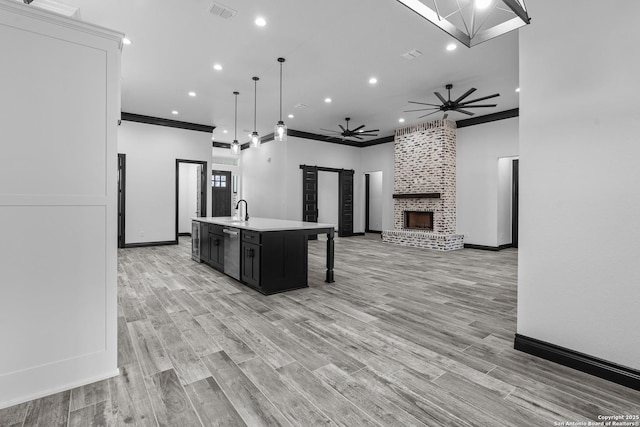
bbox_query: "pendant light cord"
[233,91,238,141]
[254,79,257,131]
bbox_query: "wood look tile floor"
[2,236,640,426]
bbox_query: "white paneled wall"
[0,0,122,408]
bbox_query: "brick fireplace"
[382,119,464,251]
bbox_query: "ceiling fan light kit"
[405,83,499,119]
[395,0,530,48]
[274,57,287,142]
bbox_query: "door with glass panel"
[212,170,232,217]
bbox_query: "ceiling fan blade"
[408,101,442,107]
[360,129,380,133]
[455,109,475,115]
[461,104,497,108]
[418,110,442,118]
[459,93,500,105]
[338,125,346,132]
[404,107,440,112]
[454,88,476,103]
[352,125,365,132]
[353,136,364,140]
[434,91,448,104]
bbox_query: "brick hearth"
[382,119,464,251]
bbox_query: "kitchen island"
[192,217,335,295]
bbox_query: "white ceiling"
[65,0,520,143]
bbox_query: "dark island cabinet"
[241,241,260,290]
[196,218,330,295]
[199,222,224,271]
[241,230,308,294]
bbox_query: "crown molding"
[120,112,215,133]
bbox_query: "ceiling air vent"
[208,2,237,20]
[401,49,423,60]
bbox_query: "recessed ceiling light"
[171,110,179,115]
[211,136,215,140]
[369,77,378,85]
[255,17,266,27]
[399,118,405,123]
[188,91,196,97]
[475,0,492,10]
[213,64,223,71]
[324,98,332,103]
[288,114,294,119]
[223,130,228,133]
[446,43,457,51]
[515,87,520,92]
[122,37,132,45]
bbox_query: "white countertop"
[192,216,335,232]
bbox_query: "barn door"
[338,170,354,237]
[302,166,318,240]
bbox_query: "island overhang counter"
[192,216,335,294]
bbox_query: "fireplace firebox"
[404,211,433,231]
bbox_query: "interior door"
[196,164,203,216]
[338,170,354,237]
[512,159,519,248]
[211,170,232,217]
[117,153,126,248]
[365,173,370,233]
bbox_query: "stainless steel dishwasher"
[223,227,240,280]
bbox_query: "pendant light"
[274,57,287,141]
[231,91,240,154]
[250,76,260,148]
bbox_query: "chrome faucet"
[235,199,249,221]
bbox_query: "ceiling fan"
[321,118,379,141]
[405,84,499,119]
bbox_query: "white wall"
[118,121,212,244]
[361,142,395,231]
[518,2,640,370]
[0,1,121,408]
[456,118,519,246]
[240,138,288,220]
[241,136,366,232]
[368,171,384,231]
[178,163,199,233]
